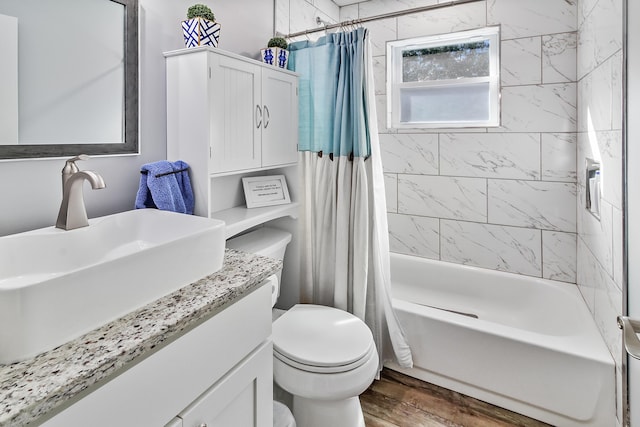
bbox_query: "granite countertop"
[0,249,281,427]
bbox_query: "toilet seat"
[273,304,374,373]
[274,342,376,374]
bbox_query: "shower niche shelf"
[586,159,601,220]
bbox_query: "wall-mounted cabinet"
[165,47,299,236]
[205,53,298,173]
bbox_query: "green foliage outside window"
[402,40,490,82]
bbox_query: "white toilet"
[227,227,378,427]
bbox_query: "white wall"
[576,0,624,423]
[0,0,274,237]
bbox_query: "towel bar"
[140,167,189,178]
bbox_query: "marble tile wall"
[279,0,622,277]
[576,0,624,422]
[341,0,580,284]
[275,0,340,39]
[276,0,340,38]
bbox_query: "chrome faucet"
[55,155,106,230]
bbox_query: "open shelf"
[211,202,299,239]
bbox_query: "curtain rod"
[281,0,484,39]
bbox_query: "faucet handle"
[67,154,90,162]
[63,154,90,174]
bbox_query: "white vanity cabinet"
[41,285,273,427]
[165,46,298,176]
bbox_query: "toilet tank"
[226,227,292,261]
[227,227,292,308]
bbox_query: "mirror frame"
[0,0,138,160]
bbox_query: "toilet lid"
[272,304,375,371]
[274,341,376,374]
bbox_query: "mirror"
[0,0,138,159]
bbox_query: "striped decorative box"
[182,18,221,48]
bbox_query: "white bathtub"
[386,253,615,427]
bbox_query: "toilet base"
[292,395,365,427]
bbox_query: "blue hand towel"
[135,160,194,214]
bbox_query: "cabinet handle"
[255,105,262,129]
[263,105,270,129]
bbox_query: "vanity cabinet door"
[178,340,273,427]
[261,67,298,168]
[209,54,262,174]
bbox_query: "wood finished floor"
[361,369,552,427]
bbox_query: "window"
[386,26,500,129]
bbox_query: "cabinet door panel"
[179,341,273,427]
[261,68,298,168]
[210,55,262,173]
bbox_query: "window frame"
[386,26,501,129]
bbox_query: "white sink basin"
[0,209,225,364]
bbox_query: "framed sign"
[242,175,291,208]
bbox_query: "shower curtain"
[288,28,413,370]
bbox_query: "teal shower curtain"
[289,29,413,370]
[289,28,369,158]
